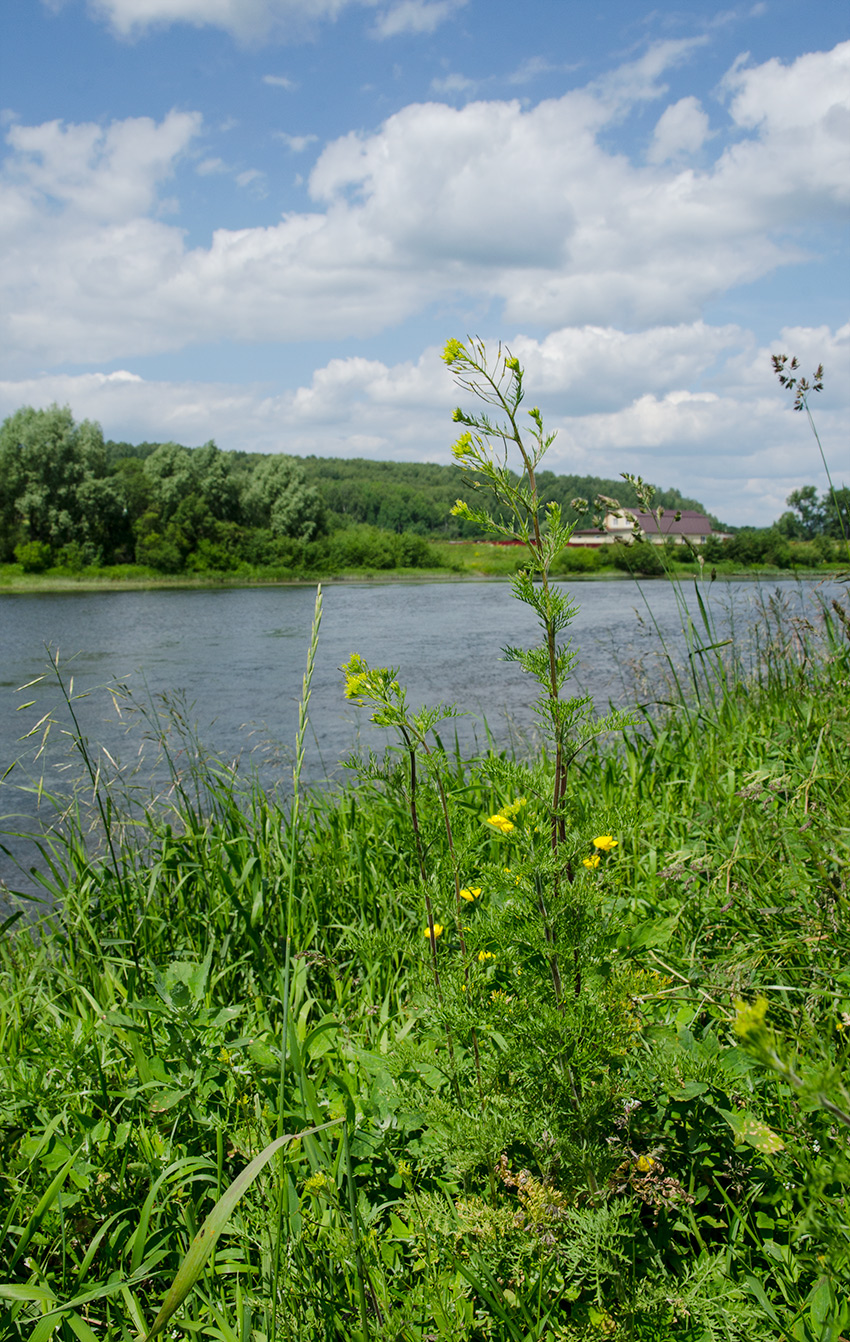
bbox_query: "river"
[0,575,839,898]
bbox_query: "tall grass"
[1,346,848,1338]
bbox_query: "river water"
[0,575,838,897]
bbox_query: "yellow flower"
[443,338,465,365]
[733,996,769,1039]
[451,432,473,459]
[423,924,443,939]
[593,835,618,851]
[582,854,601,869]
[459,886,481,901]
[500,797,527,819]
[478,950,494,962]
[487,814,515,835]
[303,1170,330,1196]
[634,1155,655,1173]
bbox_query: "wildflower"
[583,854,601,870]
[500,797,527,819]
[451,431,474,460]
[304,1171,330,1196]
[634,1154,656,1173]
[423,923,443,940]
[459,886,481,902]
[478,950,494,962]
[487,814,515,835]
[733,996,769,1039]
[443,338,465,365]
[593,835,618,851]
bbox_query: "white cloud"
[648,96,711,163]
[429,72,477,95]
[372,0,466,39]
[3,110,199,220]
[196,156,228,175]
[87,0,361,42]
[275,132,319,152]
[2,43,848,369]
[507,56,558,86]
[82,0,464,42]
[263,74,297,89]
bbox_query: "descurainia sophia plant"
[442,336,634,859]
[339,341,642,1203]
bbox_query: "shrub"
[134,529,184,573]
[553,545,605,573]
[611,539,665,576]
[14,539,53,572]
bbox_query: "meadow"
[1,342,848,1341]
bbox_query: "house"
[569,509,730,548]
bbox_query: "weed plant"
[1,345,849,1341]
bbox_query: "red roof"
[629,510,713,536]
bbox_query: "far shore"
[0,564,840,595]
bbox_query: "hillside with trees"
[1,404,845,579]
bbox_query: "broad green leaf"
[719,1108,785,1153]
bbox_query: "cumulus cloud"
[648,96,711,162]
[2,322,845,525]
[1,42,848,369]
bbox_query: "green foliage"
[2,350,850,1338]
[611,539,665,576]
[13,538,53,572]
[1,589,849,1338]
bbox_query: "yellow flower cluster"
[451,431,474,460]
[459,886,481,902]
[341,652,400,705]
[583,834,618,870]
[478,950,494,963]
[442,338,465,366]
[488,813,514,834]
[303,1170,331,1197]
[486,798,526,836]
[423,924,444,940]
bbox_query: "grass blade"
[143,1118,342,1341]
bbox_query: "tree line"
[0,403,845,575]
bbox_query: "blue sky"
[1,0,847,524]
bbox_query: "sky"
[1,1,847,526]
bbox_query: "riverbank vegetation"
[1,342,849,1340]
[2,403,845,588]
[1,577,848,1340]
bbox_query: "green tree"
[785,485,825,539]
[0,404,119,562]
[242,455,325,541]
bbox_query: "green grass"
[1,541,842,591]
[0,588,849,1340]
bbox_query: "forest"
[0,404,846,580]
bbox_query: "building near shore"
[569,509,732,548]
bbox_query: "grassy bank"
[1,582,848,1340]
[0,543,842,592]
